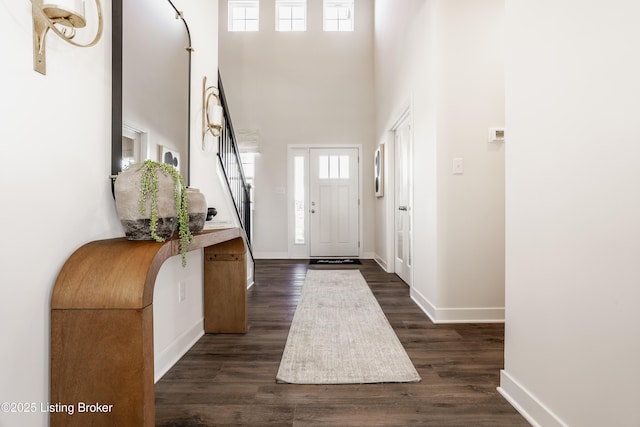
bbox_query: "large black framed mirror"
[112,0,192,186]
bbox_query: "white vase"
[114,164,178,240]
[186,187,207,233]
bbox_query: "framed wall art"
[160,145,181,171]
[374,144,384,198]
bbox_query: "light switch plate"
[453,158,464,174]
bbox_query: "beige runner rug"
[276,269,421,384]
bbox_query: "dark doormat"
[309,259,362,265]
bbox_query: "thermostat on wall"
[488,127,505,143]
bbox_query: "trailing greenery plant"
[137,160,193,266]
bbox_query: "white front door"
[309,148,359,257]
[394,117,412,284]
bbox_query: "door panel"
[318,184,332,243]
[395,118,412,284]
[310,148,359,257]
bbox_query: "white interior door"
[309,148,359,257]
[394,118,412,284]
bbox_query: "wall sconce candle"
[31,0,103,75]
[202,76,224,146]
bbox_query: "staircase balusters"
[217,73,252,254]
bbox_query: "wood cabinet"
[50,228,247,426]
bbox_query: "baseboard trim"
[410,287,505,323]
[498,370,567,427]
[154,319,204,383]
[373,254,389,272]
[256,252,376,260]
[254,252,291,259]
[410,287,437,321]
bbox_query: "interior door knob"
[310,209,316,213]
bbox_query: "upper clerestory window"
[276,0,307,32]
[323,0,354,32]
[228,0,259,32]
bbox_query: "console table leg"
[203,237,247,333]
[50,307,154,426]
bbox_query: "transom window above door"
[276,0,306,32]
[228,0,259,32]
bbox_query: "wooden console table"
[50,228,247,426]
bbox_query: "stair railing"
[217,73,252,254]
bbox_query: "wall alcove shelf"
[50,228,247,426]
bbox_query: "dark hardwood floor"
[155,259,529,426]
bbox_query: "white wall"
[374,0,438,296]
[0,1,221,425]
[218,0,375,258]
[436,0,505,313]
[500,1,640,426]
[0,2,117,426]
[374,0,505,322]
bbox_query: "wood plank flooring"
[155,259,529,426]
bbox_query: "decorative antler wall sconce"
[32,0,104,75]
[202,76,224,147]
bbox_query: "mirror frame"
[111,0,193,186]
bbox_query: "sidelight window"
[294,156,306,244]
